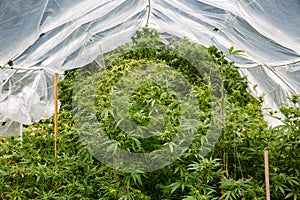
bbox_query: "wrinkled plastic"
[1,0,300,135]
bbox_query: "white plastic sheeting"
[0,0,300,136]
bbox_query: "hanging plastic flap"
[0,70,57,124]
[0,118,21,138]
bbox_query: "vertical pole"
[146,0,151,27]
[264,150,270,200]
[19,123,23,143]
[54,73,59,157]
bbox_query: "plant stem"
[100,46,110,93]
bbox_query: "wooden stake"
[54,73,59,157]
[19,123,23,143]
[264,150,270,200]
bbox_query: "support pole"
[54,73,59,157]
[264,150,270,200]
[146,0,151,27]
[19,123,23,143]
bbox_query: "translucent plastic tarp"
[1,0,300,136]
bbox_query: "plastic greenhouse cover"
[0,0,300,136]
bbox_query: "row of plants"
[0,28,299,199]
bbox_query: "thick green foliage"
[0,28,299,199]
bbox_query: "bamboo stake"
[264,150,270,200]
[54,73,59,157]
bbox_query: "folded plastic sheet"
[0,118,21,137]
[1,0,300,136]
